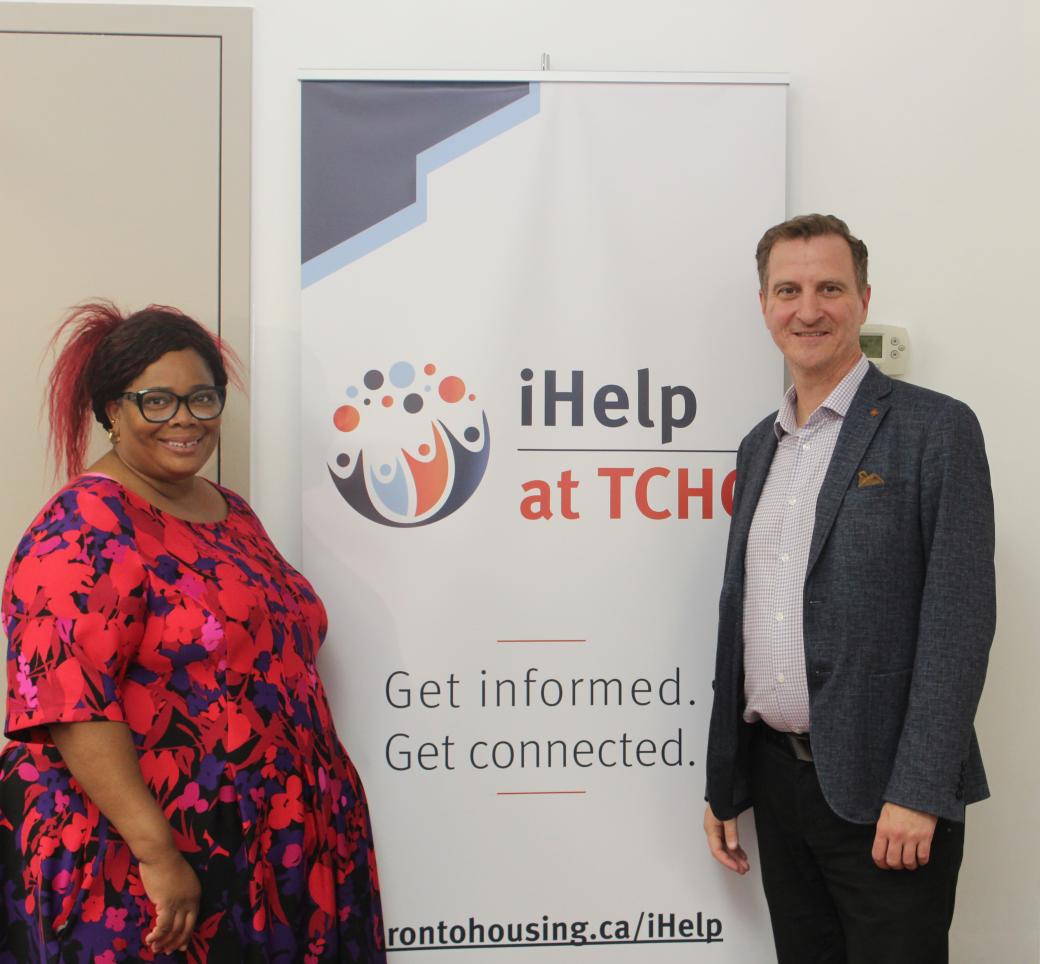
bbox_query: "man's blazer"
[706,364,995,824]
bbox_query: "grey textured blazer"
[706,364,995,824]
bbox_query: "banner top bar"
[298,69,789,85]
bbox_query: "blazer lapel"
[807,366,893,575]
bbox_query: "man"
[703,214,995,963]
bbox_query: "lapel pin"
[869,407,879,417]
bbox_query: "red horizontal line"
[496,790,587,796]
[495,639,587,643]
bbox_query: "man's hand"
[871,802,938,870]
[704,804,750,874]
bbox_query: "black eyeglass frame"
[117,385,227,423]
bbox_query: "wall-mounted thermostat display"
[860,324,909,376]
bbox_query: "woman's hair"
[47,300,241,480]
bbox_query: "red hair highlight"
[47,301,124,482]
[46,300,243,481]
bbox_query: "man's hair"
[756,214,869,293]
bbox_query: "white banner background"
[301,76,785,961]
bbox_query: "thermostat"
[860,324,909,376]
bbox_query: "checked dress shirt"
[742,355,869,733]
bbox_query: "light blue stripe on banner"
[302,83,541,289]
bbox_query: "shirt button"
[775,612,784,621]
[788,498,797,506]
[802,443,810,451]
[777,673,785,683]
[781,553,790,563]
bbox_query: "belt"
[759,724,813,763]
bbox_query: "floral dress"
[0,475,385,963]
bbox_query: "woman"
[0,303,386,962]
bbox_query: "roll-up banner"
[300,72,786,961]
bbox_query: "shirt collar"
[774,354,870,439]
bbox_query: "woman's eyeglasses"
[117,386,227,423]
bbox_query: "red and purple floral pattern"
[0,476,385,962]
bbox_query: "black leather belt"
[759,724,813,763]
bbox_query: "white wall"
[20,1,1040,960]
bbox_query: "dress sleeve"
[3,481,148,742]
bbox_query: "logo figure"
[328,361,490,527]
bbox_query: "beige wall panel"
[0,30,219,535]
[0,4,251,743]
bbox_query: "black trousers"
[750,728,964,964]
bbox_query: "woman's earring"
[107,423,120,444]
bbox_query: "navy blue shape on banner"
[301,81,530,266]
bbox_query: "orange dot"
[424,363,436,376]
[333,405,360,432]
[439,376,466,403]
[468,394,476,401]
[382,395,394,408]
[418,443,431,456]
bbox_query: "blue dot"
[346,386,358,398]
[380,464,392,476]
[389,361,415,389]
[424,385,431,393]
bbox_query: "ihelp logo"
[328,361,490,527]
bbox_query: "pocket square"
[857,470,885,488]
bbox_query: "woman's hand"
[48,722,203,955]
[139,848,202,955]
